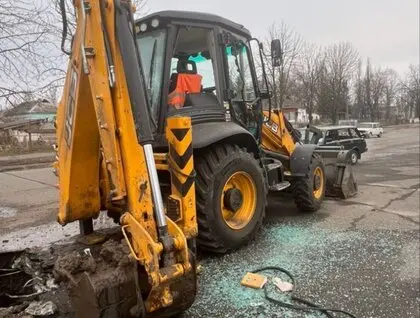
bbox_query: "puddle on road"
[0,207,17,218]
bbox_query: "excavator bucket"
[315,148,358,199]
[302,125,358,199]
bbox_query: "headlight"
[139,23,147,32]
[151,18,160,28]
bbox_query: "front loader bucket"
[315,149,358,199]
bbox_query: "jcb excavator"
[55,1,356,316]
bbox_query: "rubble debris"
[45,277,58,290]
[273,277,293,292]
[53,250,96,284]
[24,301,57,316]
[0,303,28,316]
[99,239,131,268]
[0,230,128,317]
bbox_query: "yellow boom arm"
[55,0,197,315]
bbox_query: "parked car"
[357,122,383,138]
[300,125,368,164]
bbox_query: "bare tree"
[132,0,149,18]
[1,0,148,108]
[0,0,66,106]
[401,64,420,119]
[371,69,387,121]
[318,42,359,124]
[44,85,60,106]
[353,58,365,119]
[364,59,387,121]
[383,68,399,121]
[265,22,302,109]
[295,42,324,123]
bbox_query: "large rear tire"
[195,144,266,253]
[291,154,326,212]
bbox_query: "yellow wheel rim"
[313,166,324,199]
[221,171,257,230]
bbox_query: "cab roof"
[136,10,251,38]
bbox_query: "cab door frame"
[156,22,225,137]
[217,29,262,140]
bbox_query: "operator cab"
[135,11,266,146]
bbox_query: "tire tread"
[195,144,266,252]
[291,153,325,213]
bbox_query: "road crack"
[0,171,56,188]
[349,214,367,229]
[381,189,418,210]
[336,198,420,226]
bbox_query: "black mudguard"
[290,144,358,199]
[192,121,259,155]
[289,144,317,177]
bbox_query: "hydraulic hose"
[252,266,356,318]
[59,0,71,55]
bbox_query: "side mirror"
[271,39,282,67]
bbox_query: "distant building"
[0,99,56,122]
[0,99,57,148]
[282,107,320,124]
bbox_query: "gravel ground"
[0,125,419,317]
[184,125,420,318]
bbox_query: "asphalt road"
[0,125,419,317]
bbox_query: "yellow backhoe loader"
[55,0,197,316]
[54,2,357,316]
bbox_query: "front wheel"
[194,144,267,253]
[291,154,326,213]
[377,132,382,138]
[349,150,359,165]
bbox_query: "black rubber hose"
[59,0,71,55]
[114,0,154,145]
[252,266,356,318]
[282,115,301,144]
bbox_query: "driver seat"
[168,58,202,109]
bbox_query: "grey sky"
[146,0,419,76]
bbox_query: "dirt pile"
[0,230,134,317]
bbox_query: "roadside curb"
[0,162,53,173]
[0,153,55,173]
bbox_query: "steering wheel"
[202,86,216,93]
